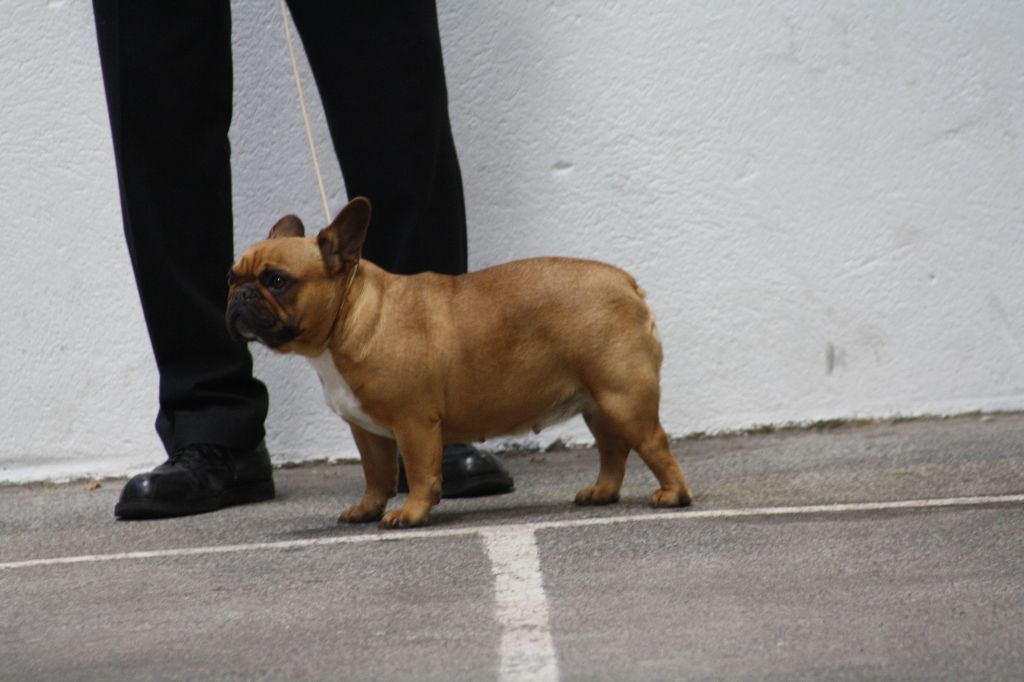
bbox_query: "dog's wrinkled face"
[226,236,323,350]
[226,197,371,355]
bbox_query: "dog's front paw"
[649,487,693,508]
[379,506,430,529]
[574,484,621,506]
[337,501,386,524]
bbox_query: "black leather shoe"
[397,443,514,498]
[114,442,275,520]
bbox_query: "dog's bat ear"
[268,214,305,239]
[317,196,371,276]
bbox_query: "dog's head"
[226,196,371,355]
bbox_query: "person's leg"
[93,0,273,518]
[284,1,466,276]
[286,1,512,496]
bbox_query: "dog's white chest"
[308,352,393,438]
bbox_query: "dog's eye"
[262,272,291,292]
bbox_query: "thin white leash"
[278,0,332,224]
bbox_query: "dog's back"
[454,256,662,379]
[394,257,664,441]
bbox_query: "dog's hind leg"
[575,409,630,505]
[591,389,692,508]
[635,423,692,507]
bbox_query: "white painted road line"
[1,492,1023,572]
[482,527,559,682]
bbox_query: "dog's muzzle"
[226,286,298,348]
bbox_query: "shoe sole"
[398,473,515,499]
[443,474,515,498]
[114,479,276,520]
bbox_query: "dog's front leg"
[338,424,399,524]
[379,418,443,529]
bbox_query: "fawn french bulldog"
[227,197,692,527]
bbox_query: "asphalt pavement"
[2,414,1023,681]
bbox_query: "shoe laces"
[167,444,235,479]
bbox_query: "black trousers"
[93,1,467,454]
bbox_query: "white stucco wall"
[2,1,1022,482]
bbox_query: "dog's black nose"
[225,287,257,340]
